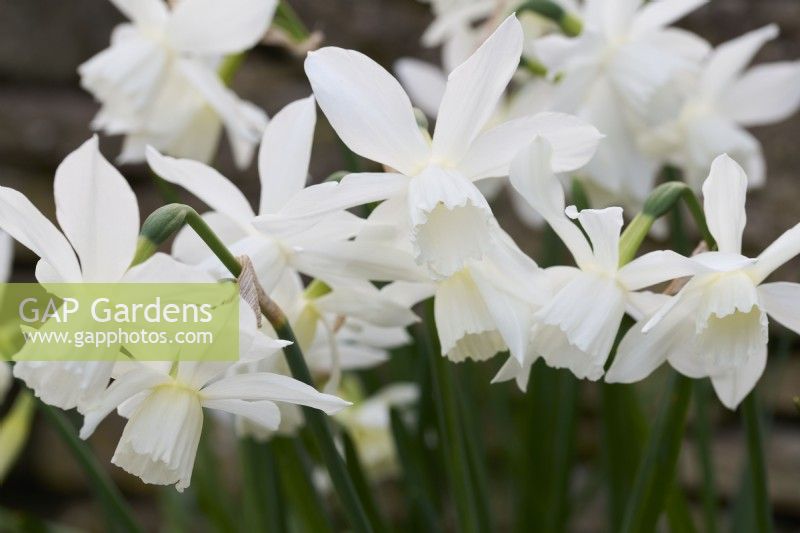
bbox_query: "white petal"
[167,0,277,54]
[54,136,139,281]
[14,361,115,412]
[459,112,603,180]
[314,289,419,328]
[702,154,748,254]
[407,166,494,278]
[434,270,506,362]
[266,172,408,222]
[701,24,779,97]
[178,60,267,167]
[618,250,704,290]
[748,223,800,283]
[536,271,626,366]
[574,207,623,273]
[630,0,708,37]
[258,96,316,214]
[470,262,534,363]
[394,58,447,118]
[0,231,12,282]
[202,398,281,431]
[146,146,255,227]
[720,61,800,127]
[508,138,594,268]
[0,187,81,282]
[304,47,430,175]
[431,15,523,163]
[757,282,800,336]
[710,342,767,410]
[491,355,534,392]
[200,373,351,414]
[80,366,170,438]
[606,297,694,383]
[110,0,168,29]
[291,240,427,283]
[112,386,203,492]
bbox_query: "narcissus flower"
[642,24,800,189]
[80,358,350,491]
[494,137,698,384]
[535,0,710,202]
[148,96,425,292]
[607,154,800,409]
[305,15,601,278]
[81,0,275,167]
[0,137,140,410]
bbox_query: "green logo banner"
[0,283,240,362]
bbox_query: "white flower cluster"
[1,0,799,493]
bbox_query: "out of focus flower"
[148,96,425,292]
[306,15,601,278]
[494,137,698,385]
[641,25,800,189]
[535,0,710,203]
[335,381,418,481]
[607,154,800,409]
[81,0,275,168]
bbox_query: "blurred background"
[0,0,798,531]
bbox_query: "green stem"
[342,430,389,532]
[420,302,483,533]
[516,0,582,36]
[40,403,142,533]
[742,392,773,533]
[694,381,718,533]
[240,438,285,533]
[268,320,373,533]
[620,374,693,533]
[271,437,335,532]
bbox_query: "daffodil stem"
[40,403,142,533]
[742,391,773,533]
[619,373,693,533]
[694,380,718,533]
[267,318,374,533]
[240,438,286,533]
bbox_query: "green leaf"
[272,437,335,533]
[620,373,693,533]
[40,402,142,533]
[342,431,389,533]
[0,391,34,483]
[741,392,773,533]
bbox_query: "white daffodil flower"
[534,0,710,203]
[79,356,350,491]
[147,96,426,293]
[434,231,545,363]
[0,137,141,410]
[641,25,800,189]
[305,15,602,279]
[81,0,275,168]
[607,154,800,409]
[335,381,419,481]
[494,137,699,384]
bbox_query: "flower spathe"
[304,15,602,278]
[607,154,800,409]
[81,0,275,167]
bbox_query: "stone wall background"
[0,1,798,530]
